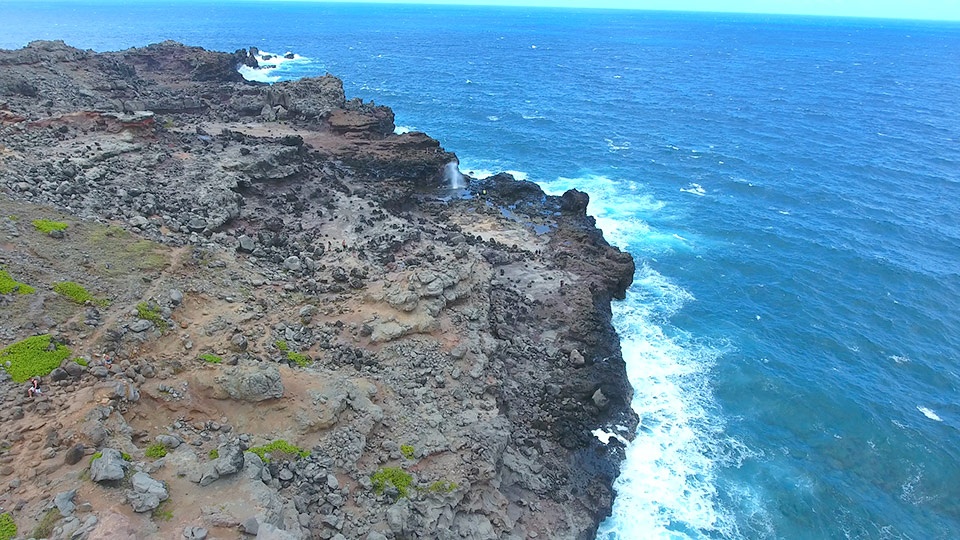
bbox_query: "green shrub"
[121,452,132,461]
[249,440,308,463]
[145,444,167,459]
[0,269,35,295]
[152,499,173,521]
[53,281,108,306]
[422,480,458,494]
[274,339,289,351]
[0,513,16,540]
[287,351,310,367]
[208,448,219,460]
[0,335,72,382]
[400,444,415,460]
[199,353,222,364]
[32,219,68,234]
[136,302,169,333]
[73,357,89,367]
[31,508,59,539]
[371,467,413,498]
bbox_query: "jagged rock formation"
[0,40,637,539]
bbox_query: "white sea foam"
[237,49,310,83]
[917,406,943,422]
[596,265,738,539]
[393,125,414,134]
[487,115,500,121]
[605,138,632,152]
[681,183,707,196]
[535,172,738,537]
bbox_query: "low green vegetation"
[32,219,68,234]
[286,351,310,367]
[152,500,173,521]
[0,269,35,295]
[31,508,59,539]
[145,444,167,459]
[137,302,169,333]
[0,334,72,383]
[73,357,88,367]
[275,339,310,367]
[87,225,169,275]
[0,513,16,540]
[249,440,308,463]
[423,480,458,494]
[400,444,415,460]
[53,281,108,306]
[371,467,413,498]
[199,353,222,364]
[208,448,219,460]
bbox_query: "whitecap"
[680,183,706,196]
[605,138,631,152]
[487,115,500,121]
[393,125,414,135]
[917,406,942,422]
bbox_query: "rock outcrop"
[0,40,637,540]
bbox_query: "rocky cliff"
[0,40,637,540]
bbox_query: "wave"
[237,49,312,83]
[597,265,741,539]
[535,172,741,538]
[393,125,415,134]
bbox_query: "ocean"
[3,2,960,538]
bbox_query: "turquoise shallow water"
[4,3,960,538]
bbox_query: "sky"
[261,0,960,21]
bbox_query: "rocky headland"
[0,40,637,540]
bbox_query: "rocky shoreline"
[0,40,637,540]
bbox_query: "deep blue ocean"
[4,2,960,538]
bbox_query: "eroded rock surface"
[0,40,637,540]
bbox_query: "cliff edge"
[0,41,637,540]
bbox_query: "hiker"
[27,377,42,398]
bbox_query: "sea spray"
[444,161,466,189]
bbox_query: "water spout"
[444,161,466,190]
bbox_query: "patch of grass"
[129,240,168,271]
[0,334,72,383]
[53,281,109,307]
[274,339,289,352]
[137,302,169,333]
[152,499,173,521]
[0,269,35,295]
[286,351,310,367]
[32,219,68,234]
[31,508,59,539]
[371,467,413,498]
[87,225,169,275]
[90,451,103,464]
[400,444,415,460]
[199,353,222,364]
[249,440,308,464]
[74,357,88,367]
[121,452,132,461]
[0,513,15,540]
[145,443,167,459]
[208,448,219,460]
[421,480,458,494]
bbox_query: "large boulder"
[214,363,284,402]
[90,448,127,483]
[127,472,169,512]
